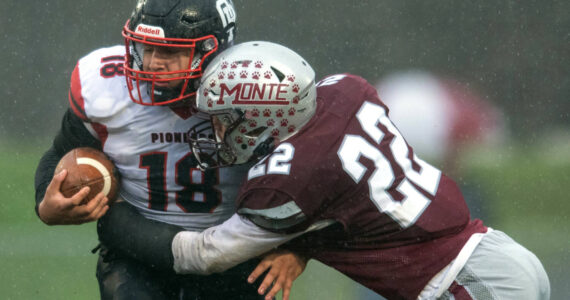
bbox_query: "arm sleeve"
[172,214,301,275]
[172,214,335,275]
[97,201,184,272]
[33,109,101,217]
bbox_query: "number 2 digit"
[247,143,295,180]
[337,101,441,228]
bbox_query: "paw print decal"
[248,138,256,146]
[239,125,247,133]
[248,120,257,128]
[209,79,216,87]
[264,71,272,79]
[221,61,229,69]
[288,125,296,133]
[235,136,243,144]
[263,109,272,117]
[207,99,213,107]
[287,75,295,82]
[292,84,300,93]
[275,109,284,118]
[252,71,260,80]
[218,72,225,79]
[271,128,280,136]
[231,62,238,69]
[292,96,300,104]
[228,72,236,79]
[254,61,263,68]
[240,70,248,79]
[266,119,275,126]
[288,107,296,116]
[280,119,289,127]
[251,109,260,117]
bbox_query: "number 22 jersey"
[236,74,488,299]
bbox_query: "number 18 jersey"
[69,45,247,230]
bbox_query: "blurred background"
[1,0,568,299]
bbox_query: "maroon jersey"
[236,74,487,299]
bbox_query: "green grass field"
[1,141,568,299]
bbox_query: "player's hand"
[38,169,109,225]
[248,250,308,300]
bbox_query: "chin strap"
[251,137,275,161]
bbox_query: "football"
[55,147,119,204]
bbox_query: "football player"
[161,41,548,299]
[34,1,304,299]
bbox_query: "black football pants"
[96,246,267,300]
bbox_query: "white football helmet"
[189,41,317,168]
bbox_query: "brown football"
[55,147,119,204]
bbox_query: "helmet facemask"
[189,109,264,169]
[123,21,219,106]
[189,107,281,170]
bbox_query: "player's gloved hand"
[248,249,308,300]
[38,169,109,225]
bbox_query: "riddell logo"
[216,83,290,105]
[135,24,164,38]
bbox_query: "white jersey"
[69,45,247,230]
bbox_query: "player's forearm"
[34,109,100,217]
[97,201,184,272]
[34,146,61,216]
[172,214,301,275]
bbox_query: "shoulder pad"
[70,46,130,121]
